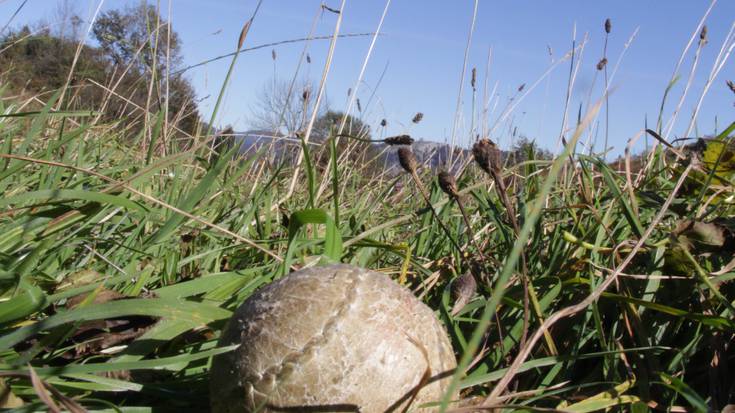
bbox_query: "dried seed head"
[596,57,608,71]
[451,273,477,316]
[604,18,611,34]
[238,20,251,49]
[412,112,424,124]
[517,83,525,92]
[272,49,276,60]
[384,135,413,146]
[356,98,362,112]
[397,147,418,173]
[728,80,735,94]
[347,88,352,97]
[472,138,501,175]
[380,118,387,127]
[471,67,477,89]
[700,25,708,43]
[302,88,310,102]
[438,170,459,198]
[306,54,311,64]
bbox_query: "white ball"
[210,264,457,412]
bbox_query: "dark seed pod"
[356,98,362,112]
[727,80,735,94]
[604,18,611,34]
[596,57,608,71]
[347,88,352,97]
[438,170,459,198]
[471,67,477,89]
[397,147,418,173]
[700,25,708,43]
[451,272,477,316]
[380,118,387,127]
[412,112,424,124]
[272,49,276,60]
[302,88,310,102]
[384,135,413,146]
[472,138,501,175]
[306,54,311,63]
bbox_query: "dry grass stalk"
[483,162,696,406]
[472,138,558,354]
[398,148,462,252]
[438,170,497,271]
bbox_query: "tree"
[509,136,552,163]
[313,110,370,141]
[92,4,182,73]
[250,78,326,136]
[1,4,200,135]
[51,0,83,40]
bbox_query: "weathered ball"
[210,264,457,412]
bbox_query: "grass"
[1,4,735,413]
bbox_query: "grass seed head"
[438,170,459,198]
[700,25,708,43]
[384,135,413,146]
[398,146,418,173]
[597,57,608,71]
[412,112,424,124]
[604,18,611,34]
[380,118,387,127]
[728,80,735,94]
[472,138,501,175]
[306,53,311,63]
[471,67,477,89]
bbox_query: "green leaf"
[1,344,238,376]
[659,372,708,413]
[283,209,343,273]
[0,281,46,325]
[147,144,237,245]
[602,292,735,330]
[0,298,231,350]
[0,189,146,211]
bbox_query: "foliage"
[0,8,733,413]
[92,3,183,73]
[0,6,199,136]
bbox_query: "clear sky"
[2,0,734,155]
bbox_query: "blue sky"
[2,0,734,155]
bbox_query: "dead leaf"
[451,273,477,316]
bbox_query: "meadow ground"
[0,4,734,413]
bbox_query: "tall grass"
[0,3,734,413]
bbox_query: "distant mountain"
[375,140,470,173]
[228,131,488,173]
